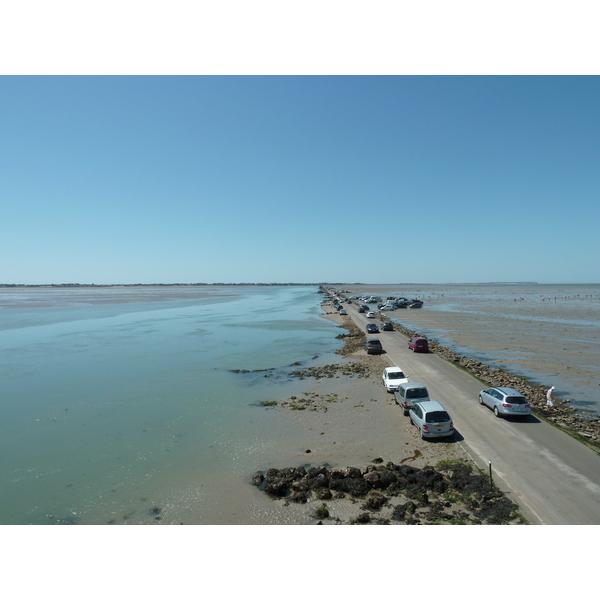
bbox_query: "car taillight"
[502,403,512,408]
[422,425,429,431]
[450,422,454,429]
[525,404,530,408]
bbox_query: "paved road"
[346,301,600,524]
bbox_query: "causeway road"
[346,302,600,525]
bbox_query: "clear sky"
[2,75,599,284]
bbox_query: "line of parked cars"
[381,366,455,440]
[326,289,531,438]
[364,319,395,353]
[381,361,531,441]
[378,298,424,310]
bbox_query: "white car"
[382,366,409,392]
[339,309,347,315]
[366,311,376,318]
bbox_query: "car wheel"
[420,428,426,440]
[403,408,409,416]
[479,394,484,405]
[494,406,501,418]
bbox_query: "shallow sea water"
[4,283,599,525]
[0,286,342,524]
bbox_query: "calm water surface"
[5,283,599,524]
[0,286,340,524]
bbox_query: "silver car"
[394,382,430,416]
[479,387,531,418]
[409,400,454,440]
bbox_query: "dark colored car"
[381,321,394,331]
[408,337,429,352]
[364,338,383,354]
[358,306,366,313]
[408,300,423,308]
[366,323,379,333]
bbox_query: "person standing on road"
[546,386,555,407]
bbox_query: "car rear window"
[416,340,427,345]
[406,388,428,398]
[425,411,450,423]
[506,396,527,404]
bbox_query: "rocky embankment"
[252,459,525,525]
[388,319,600,448]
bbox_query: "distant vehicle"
[382,366,408,392]
[408,300,423,308]
[339,309,347,315]
[409,400,454,440]
[408,337,429,352]
[379,304,396,311]
[366,323,379,333]
[479,387,531,418]
[358,306,366,313]
[364,338,383,354]
[381,321,394,331]
[394,382,430,416]
[366,311,376,318]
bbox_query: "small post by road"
[488,460,493,491]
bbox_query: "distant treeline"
[0,282,342,288]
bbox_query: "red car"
[408,337,429,352]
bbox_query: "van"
[394,382,430,416]
[410,400,454,440]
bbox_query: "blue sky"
[2,76,599,284]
